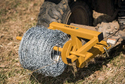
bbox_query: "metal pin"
[103,47,109,57]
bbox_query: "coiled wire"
[19,26,68,77]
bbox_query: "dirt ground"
[0,0,125,84]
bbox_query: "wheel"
[19,26,68,77]
[37,0,93,27]
[68,1,93,25]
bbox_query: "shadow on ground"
[29,40,125,84]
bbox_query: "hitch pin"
[55,44,61,62]
[16,36,22,41]
[103,47,109,57]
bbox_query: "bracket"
[50,22,111,68]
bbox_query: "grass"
[0,0,125,84]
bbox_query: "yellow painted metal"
[17,22,111,68]
[49,22,101,40]
[71,35,82,49]
[16,36,22,41]
[53,46,63,52]
[70,51,85,57]
[49,22,111,68]
[61,40,73,64]
[76,37,98,54]
[67,55,78,63]
[76,41,110,68]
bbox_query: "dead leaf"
[106,71,113,77]
[0,64,5,67]
[95,71,100,75]
[15,63,20,67]
[98,76,105,81]
[8,42,13,46]
[107,64,112,67]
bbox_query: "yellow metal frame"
[49,22,111,68]
[17,22,111,68]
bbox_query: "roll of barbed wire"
[19,26,68,77]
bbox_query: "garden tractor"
[17,0,125,77]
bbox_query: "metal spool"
[19,26,68,77]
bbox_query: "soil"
[0,0,125,84]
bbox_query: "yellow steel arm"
[49,22,111,68]
[17,22,111,68]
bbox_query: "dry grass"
[0,0,43,83]
[0,0,125,84]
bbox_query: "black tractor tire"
[37,0,93,27]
